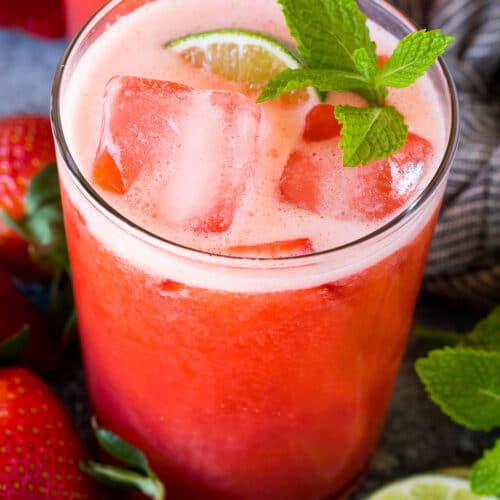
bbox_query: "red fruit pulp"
[280,132,432,221]
[62,185,439,499]
[303,104,342,142]
[228,238,314,257]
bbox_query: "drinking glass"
[52,1,459,497]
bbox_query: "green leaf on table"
[277,0,377,71]
[377,30,454,88]
[466,306,500,352]
[416,348,500,431]
[334,105,408,166]
[471,438,500,495]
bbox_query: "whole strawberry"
[0,0,65,39]
[0,367,97,498]
[0,115,67,281]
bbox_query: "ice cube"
[92,76,261,232]
[280,132,432,221]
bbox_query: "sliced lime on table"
[367,474,497,500]
[166,29,318,101]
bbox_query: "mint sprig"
[258,0,454,166]
[470,439,500,496]
[415,305,500,496]
[416,348,500,431]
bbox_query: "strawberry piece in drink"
[229,238,314,257]
[93,76,261,232]
[280,132,432,221]
[303,104,342,142]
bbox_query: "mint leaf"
[471,438,500,495]
[260,0,453,166]
[467,306,500,352]
[353,47,377,81]
[378,30,454,88]
[278,0,376,72]
[257,68,371,102]
[334,105,408,166]
[416,348,500,431]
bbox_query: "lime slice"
[166,29,316,100]
[367,474,497,500]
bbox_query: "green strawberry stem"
[0,326,30,364]
[81,422,166,499]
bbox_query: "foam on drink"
[60,0,448,291]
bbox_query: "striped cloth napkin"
[390,0,500,311]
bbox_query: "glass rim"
[51,0,460,265]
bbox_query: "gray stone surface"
[0,30,491,499]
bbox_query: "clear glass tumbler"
[52,0,459,498]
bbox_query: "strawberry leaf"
[95,428,150,475]
[81,461,165,500]
[25,162,61,213]
[3,163,69,272]
[0,326,30,363]
[81,423,166,499]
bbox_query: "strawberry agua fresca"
[53,0,457,498]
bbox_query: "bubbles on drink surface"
[91,75,434,257]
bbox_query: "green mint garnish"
[258,0,454,166]
[470,438,500,496]
[465,306,500,351]
[415,306,500,496]
[334,105,407,166]
[416,348,500,431]
[277,0,377,71]
[377,30,456,88]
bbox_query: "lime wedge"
[166,29,316,101]
[367,474,497,500]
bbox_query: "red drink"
[52,0,458,498]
